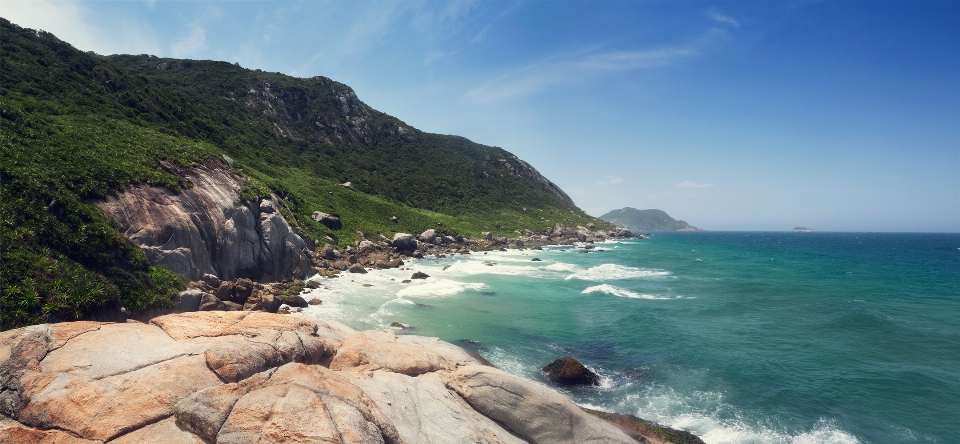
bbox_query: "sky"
[4,1,959,232]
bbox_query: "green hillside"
[0,18,609,329]
[599,208,700,231]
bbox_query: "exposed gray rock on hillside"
[94,161,313,282]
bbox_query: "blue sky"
[5,1,959,231]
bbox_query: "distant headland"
[599,208,706,232]
[791,227,815,232]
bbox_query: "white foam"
[396,279,486,298]
[581,284,676,300]
[565,263,670,281]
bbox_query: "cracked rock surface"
[0,312,636,443]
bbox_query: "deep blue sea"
[301,232,960,443]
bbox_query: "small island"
[792,227,815,232]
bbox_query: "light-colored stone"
[331,330,452,376]
[348,371,525,444]
[94,162,312,282]
[110,416,206,444]
[446,365,635,444]
[0,416,98,444]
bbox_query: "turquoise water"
[301,232,960,443]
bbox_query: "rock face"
[0,312,642,444]
[93,161,313,282]
[543,357,601,386]
[312,211,343,230]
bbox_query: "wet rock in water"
[348,263,367,274]
[531,258,542,262]
[542,357,600,386]
[411,272,429,280]
[305,280,320,289]
[362,284,373,287]
[389,322,411,329]
[308,298,322,305]
[443,265,452,270]
[401,279,411,283]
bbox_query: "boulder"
[215,281,236,301]
[359,240,376,253]
[243,292,280,313]
[277,294,309,308]
[531,258,542,262]
[340,181,356,191]
[418,229,437,243]
[312,211,343,230]
[446,365,635,443]
[542,357,600,386]
[319,243,338,260]
[389,216,398,223]
[349,263,368,274]
[481,232,492,240]
[411,271,429,280]
[201,273,220,288]
[199,293,227,311]
[175,289,204,313]
[392,233,418,251]
[308,298,322,305]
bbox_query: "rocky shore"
[0,311,699,444]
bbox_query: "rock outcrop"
[94,161,313,282]
[0,312,640,444]
[543,356,601,386]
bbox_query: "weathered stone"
[312,211,343,230]
[359,240,376,253]
[446,365,635,444]
[331,330,467,376]
[543,356,600,386]
[205,340,283,383]
[243,291,280,313]
[411,271,429,280]
[347,371,525,444]
[308,298,322,305]
[198,293,227,311]
[110,416,206,444]
[201,273,221,288]
[349,263,368,274]
[175,289,204,313]
[173,371,274,442]
[391,233,418,251]
[418,229,437,243]
[319,244,338,260]
[93,162,313,282]
[215,281,236,301]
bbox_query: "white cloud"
[709,9,740,28]
[171,22,207,58]
[2,0,160,55]
[598,176,624,185]
[676,180,714,188]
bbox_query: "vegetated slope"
[599,208,699,231]
[0,18,609,329]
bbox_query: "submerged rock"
[542,357,600,386]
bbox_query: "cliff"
[0,312,642,443]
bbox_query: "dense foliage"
[0,18,608,329]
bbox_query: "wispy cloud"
[676,180,714,188]
[171,22,207,58]
[598,176,624,185]
[709,9,740,27]
[465,28,728,104]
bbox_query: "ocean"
[300,232,960,444]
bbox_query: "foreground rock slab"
[0,312,673,443]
